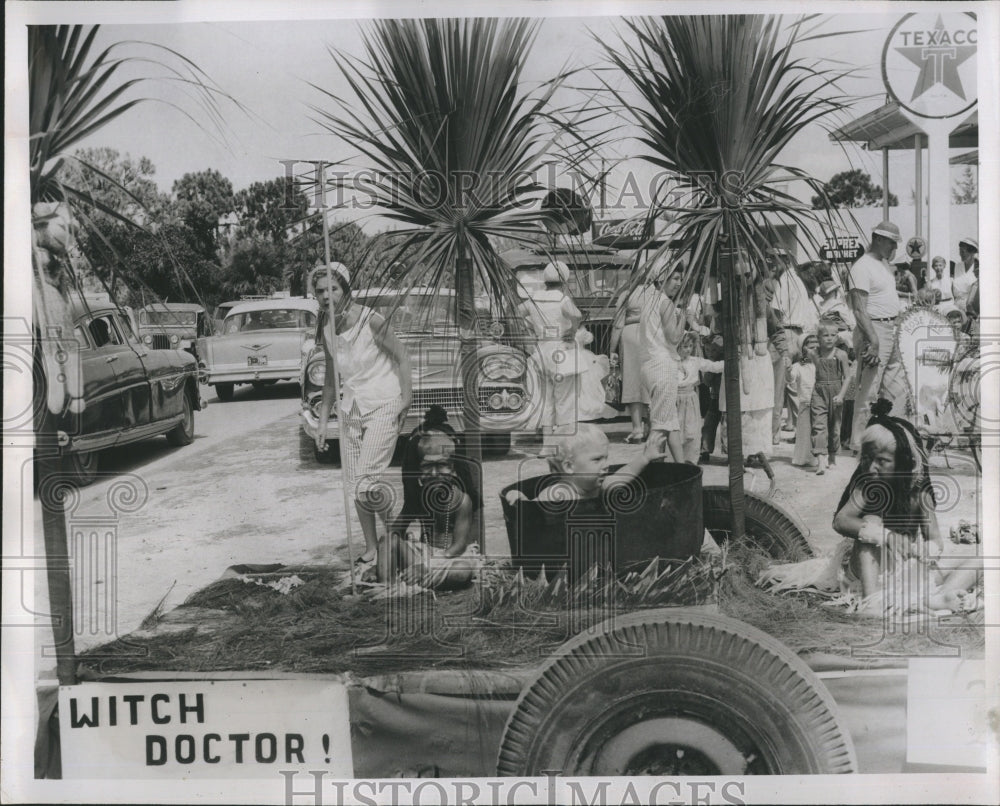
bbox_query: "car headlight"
[480,353,525,381]
[170,334,179,344]
[306,359,326,386]
[484,389,525,412]
[143,335,152,344]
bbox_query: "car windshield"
[141,310,198,326]
[223,308,316,334]
[361,294,455,331]
[514,267,631,298]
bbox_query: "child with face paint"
[760,399,982,614]
[374,409,481,590]
[833,401,981,610]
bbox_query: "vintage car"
[196,297,319,401]
[300,287,540,461]
[137,302,212,356]
[35,294,203,486]
[499,244,635,354]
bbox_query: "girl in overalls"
[810,320,851,475]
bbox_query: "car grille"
[150,335,172,350]
[308,386,527,418]
[414,386,525,413]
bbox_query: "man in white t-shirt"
[846,221,907,451]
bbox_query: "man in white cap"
[952,236,979,312]
[845,221,907,451]
[766,246,817,443]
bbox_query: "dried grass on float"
[79,546,984,676]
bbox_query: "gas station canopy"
[950,150,979,165]
[830,102,978,150]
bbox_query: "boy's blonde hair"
[816,319,839,337]
[548,423,608,473]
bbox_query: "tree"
[233,177,310,244]
[58,149,177,297]
[952,166,978,204]
[811,169,898,209]
[90,221,222,308]
[314,18,576,468]
[172,169,235,256]
[220,238,288,299]
[58,147,172,227]
[605,15,854,539]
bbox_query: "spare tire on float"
[496,609,858,776]
[701,485,813,560]
[500,462,704,580]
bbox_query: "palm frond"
[311,18,584,310]
[599,15,860,314]
[30,25,243,206]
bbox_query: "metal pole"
[318,162,357,594]
[882,147,890,220]
[600,158,607,216]
[914,134,923,238]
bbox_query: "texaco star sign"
[882,12,978,119]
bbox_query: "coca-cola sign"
[591,216,653,249]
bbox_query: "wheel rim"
[599,718,749,776]
[572,692,772,775]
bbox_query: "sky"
[13,4,981,232]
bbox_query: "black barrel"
[500,462,703,579]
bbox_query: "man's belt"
[870,316,897,322]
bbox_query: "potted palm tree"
[311,17,589,467]
[602,14,853,539]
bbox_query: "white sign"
[59,680,353,779]
[907,659,990,768]
[882,12,978,120]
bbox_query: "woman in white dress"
[610,281,659,442]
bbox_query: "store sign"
[906,236,928,259]
[59,680,352,778]
[592,216,653,249]
[820,235,862,263]
[882,12,978,119]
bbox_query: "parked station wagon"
[300,287,540,460]
[196,297,319,401]
[36,294,203,485]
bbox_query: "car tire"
[215,382,235,402]
[497,609,857,776]
[701,485,813,560]
[482,432,512,457]
[165,393,195,447]
[64,451,99,487]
